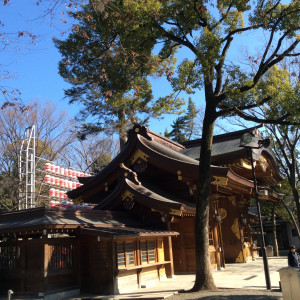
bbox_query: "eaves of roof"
[93,169,196,215]
[81,227,179,239]
[0,207,138,232]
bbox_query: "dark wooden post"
[178,221,188,272]
[110,239,117,294]
[43,238,49,294]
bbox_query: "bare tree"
[0,101,76,210]
[60,133,119,173]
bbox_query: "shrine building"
[0,125,283,299]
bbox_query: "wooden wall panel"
[82,238,113,294]
[218,197,244,263]
[185,249,196,272]
[0,240,44,294]
[171,216,223,273]
[140,266,159,284]
[22,241,44,293]
[116,270,139,293]
[79,237,90,292]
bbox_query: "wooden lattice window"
[0,245,20,271]
[117,241,135,268]
[48,243,75,271]
[140,240,156,264]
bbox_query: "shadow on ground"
[168,289,283,300]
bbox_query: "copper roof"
[94,168,196,214]
[67,124,282,204]
[0,206,179,238]
[0,207,138,232]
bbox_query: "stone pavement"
[69,256,287,299]
[1,257,286,300]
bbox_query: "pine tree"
[184,98,200,141]
[54,4,184,149]
[165,116,188,143]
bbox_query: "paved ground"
[2,257,288,300]
[69,257,287,299]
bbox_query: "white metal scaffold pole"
[18,125,36,210]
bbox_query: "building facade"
[0,125,283,298]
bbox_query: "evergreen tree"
[184,98,200,141]
[165,116,188,143]
[54,4,184,149]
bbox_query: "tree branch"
[218,96,272,114]
[215,36,233,95]
[153,21,198,55]
[228,107,300,126]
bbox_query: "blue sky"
[1,2,74,112]
[1,1,178,134]
[1,1,259,136]
[1,1,187,135]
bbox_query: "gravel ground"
[167,288,283,300]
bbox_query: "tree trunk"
[292,187,300,236]
[117,107,127,150]
[282,200,300,242]
[271,203,279,256]
[192,100,217,291]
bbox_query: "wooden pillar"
[238,200,247,263]
[111,239,117,294]
[20,241,26,292]
[217,223,225,269]
[178,221,187,272]
[164,236,174,278]
[43,239,49,293]
[213,223,221,269]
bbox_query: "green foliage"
[165,98,200,142]
[185,98,200,139]
[171,60,203,94]
[54,4,185,145]
[165,116,188,143]
[90,152,112,173]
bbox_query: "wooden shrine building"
[0,125,283,298]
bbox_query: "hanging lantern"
[59,178,65,187]
[44,163,51,172]
[49,188,55,197]
[55,189,60,198]
[44,175,51,184]
[50,176,55,185]
[55,165,60,174]
[60,167,65,175]
[67,180,73,189]
[64,168,69,176]
[55,177,60,185]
